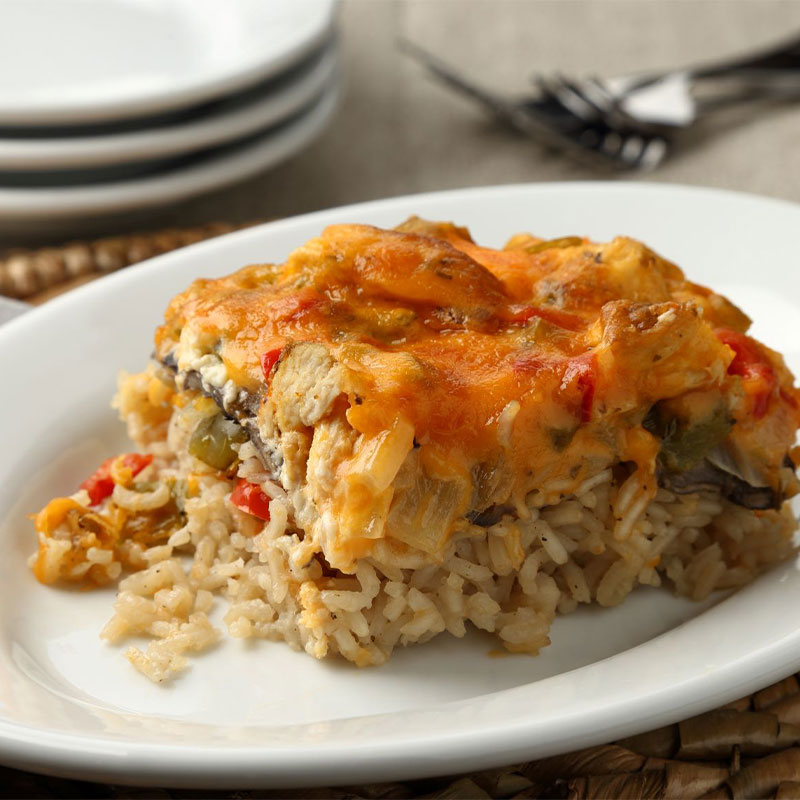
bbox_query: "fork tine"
[566,74,618,114]
[583,75,669,133]
[586,76,618,104]
[554,72,609,119]
[616,131,669,170]
[636,136,669,170]
[535,74,600,122]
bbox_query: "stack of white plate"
[0,0,340,233]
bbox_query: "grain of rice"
[533,520,569,565]
[614,490,651,541]
[596,560,637,607]
[87,547,113,565]
[575,469,613,496]
[559,560,591,604]
[447,556,494,585]
[542,502,584,527]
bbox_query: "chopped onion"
[349,415,415,493]
[386,452,469,555]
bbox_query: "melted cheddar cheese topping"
[155,219,800,567]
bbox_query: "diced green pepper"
[547,426,577,452]
[644,404,734,473]
[188,414,248,470]
[525,237,583,254]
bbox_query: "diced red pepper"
[272,288,322,321]
[261,347,283,381]
[229,479,271,521]
[716,328,777,419]
[507,305,584,332]
[80,453,153,506]
[512,353,551,374]
[561,354,596,423]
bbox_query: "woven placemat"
[0,221,257,304]
[3,227,800,799]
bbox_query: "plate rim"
[0,0,338,126]
[3,181,800,788]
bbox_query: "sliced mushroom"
[658,444,780,510]
[159,353,281,477]
[467,505,513,527]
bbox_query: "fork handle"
[693,81,800,117]
[627,32,800,93]
[691,33,800,78]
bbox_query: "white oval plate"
[0,0,337,126]
[0,41,339,171]
[2,183,800,789]
[0,79,340,227]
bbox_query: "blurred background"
[1,0,800,294]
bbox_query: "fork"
[399,39,670,170]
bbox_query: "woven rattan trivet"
[0,221,257,304]
[3,227,800,799]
